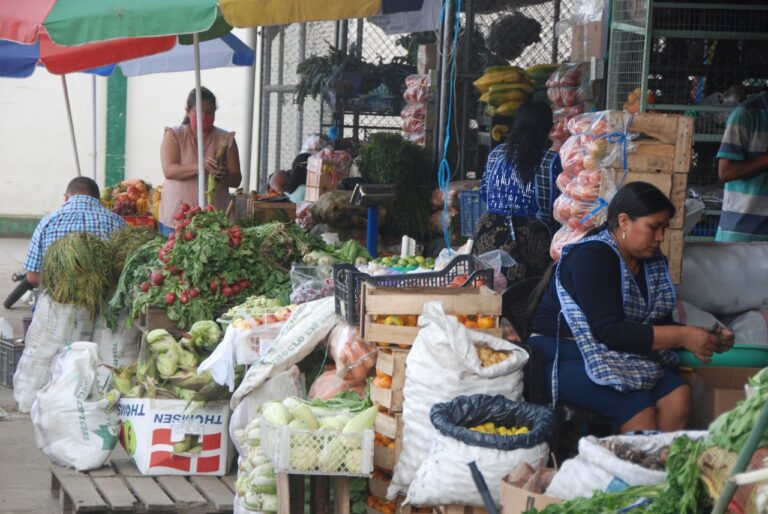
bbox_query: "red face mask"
[189,111,215,132]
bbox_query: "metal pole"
[258,27,273,192]
[552,0,562,63]
[639,0,654,112]
[295,23,307,155]
[60,75,82,177]
[458,0,474,178]
[91,74,97,180]
[241,27,259,192]
[352,19,364,142]
[193,33,205,207]
[275,27,285,173]
[437,0,455,164]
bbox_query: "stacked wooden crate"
[361,284,502,514]
[613,112,694,283]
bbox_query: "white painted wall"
[0,29,259,218]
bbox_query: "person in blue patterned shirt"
[23,177,126,286]
[475,101,562,283]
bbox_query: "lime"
[397,259,409,267]
[415,256,426,265]
[381,257,392,265]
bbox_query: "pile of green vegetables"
[356,132,433,239]
[302,240,370,266]
[234,394,375,513]
[41,228,162,318]
[709,367,768,452]
[108,206,326,328]
[112,324,239,404]
[528,436,709,514]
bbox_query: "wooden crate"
[373,411,404,471]
[660,228,684,284]
[136,306,184,339]
[612,170,688,229]
[626,113,694,173]
[248,200,296,224]
[361,285,503,348]
[370,351,408,412]
[50,459,235,514]
[276,473,351,514]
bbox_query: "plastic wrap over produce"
[546,62,595,151]
[401,74,433,146]
[550,111,636,260]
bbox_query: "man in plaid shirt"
[23,177,126,286]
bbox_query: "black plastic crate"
[333,255,493,324]
[0,338,24,388]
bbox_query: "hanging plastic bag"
[327,321,377,381]
[478,250,517,293]
[31,342,119,471]
[308,369,367,400]
[290,264,335,305]
[406,394,554,507]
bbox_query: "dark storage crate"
[0,338,24,388]
[333,255,493,324]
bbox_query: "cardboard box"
[117,398,232,476]
[571,20,608,62]
[501,475,562,513]
[688,367,761,429]
[417,43,438,74]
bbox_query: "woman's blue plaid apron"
[551,228,678,401]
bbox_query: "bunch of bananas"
[525,63,560,104]
[474,65,534,117]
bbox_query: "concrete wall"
[0,30,259,219]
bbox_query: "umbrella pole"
[194,32,205,207]
[61,75,82,177]
[91,75,97,180]
[241,27,258,193]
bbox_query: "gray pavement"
[0,238,59,513]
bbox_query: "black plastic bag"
[430,394,555,451]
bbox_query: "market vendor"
[268,153,311,203]
[23,177,125,287]
[475,101,562,283]
[715,89,768,242]
[527,182,734,433]
[159,87,241,236]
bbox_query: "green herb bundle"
[41,232,113,317]
[106,226,159,282]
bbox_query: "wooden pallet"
[275,473,350,514]
[50,459,236,514]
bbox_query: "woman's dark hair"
[182,87,217,125]
[505,101,554,185]
[284,152,311,194]
[522,181,676,337]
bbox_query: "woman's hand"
[682,326,723,364]
[713,325,735,353]
[204,157,226,179]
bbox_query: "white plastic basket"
[259,421,374,476]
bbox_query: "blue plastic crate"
[459,189,488,237]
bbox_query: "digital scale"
[350,183,397,258]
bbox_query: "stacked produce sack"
[550,111,634,259]
[546,62,595,150]
[401,74,433,147]
[474,65,534,117]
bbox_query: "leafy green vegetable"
[709,383,768,452]
[528,436,708,514]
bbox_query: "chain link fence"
[257,1,575,189]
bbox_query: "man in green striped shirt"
[716,90,768,242]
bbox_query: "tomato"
[188,288,199,298]
[165,292,177,305]
[139,281,150,293]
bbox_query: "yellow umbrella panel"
[221,0,382,27]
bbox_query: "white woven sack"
[14,294,96,412]
[91,313,141,393]
[727,310,768,346]
[387,302,528,499]
[406,430,548,507]
[31,342,118,471]
[671,300,723,329]
[546,431,707,500]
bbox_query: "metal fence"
[256,0,574,190]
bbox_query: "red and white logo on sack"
[148,428,223,473]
